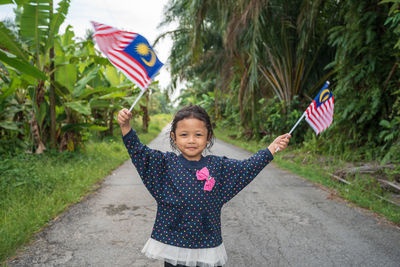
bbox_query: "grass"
[0,113,172,263]
[214,125,400,225]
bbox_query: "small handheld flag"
[304,81,334,135]
[275,81,334,152]
[91,21,164,111]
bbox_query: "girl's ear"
[170,132,176,142]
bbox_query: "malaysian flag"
[304,81,334,135]
[91,21,163,91]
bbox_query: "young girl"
[117,105,290,267]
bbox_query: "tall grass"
[0,114,172,263]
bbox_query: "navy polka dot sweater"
[123,129,273,248]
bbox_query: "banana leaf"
[89,99,111,109]
[77,86,117,100]
[20,2,51,51]
[0,49,47,80]
[53,80,71,98]
[99,91,128,99]
[0,121,22,132]
[0,86,18,103]
[44,0,70,52]
[105,66,121,86]
[0,21,29,60]
[65,100,91,115]
[55,63,77,91]
[73,66,99,97]
[61,123,108,132]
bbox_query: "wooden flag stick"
[275,112,306,153]
[128,90,146,113]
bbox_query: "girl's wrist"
[120,125,131,136]
[268,144,276,155]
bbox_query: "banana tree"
[53,28,137,150]
[0,0,70,153]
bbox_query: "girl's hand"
[268,133,291,155]
[117,108,132,136]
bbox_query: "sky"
[0,0,179,97]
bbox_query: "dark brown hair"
[170,104,215,151]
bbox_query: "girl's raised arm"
[219,133,291,204]
[118,108,168,200]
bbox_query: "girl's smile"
[171,118,209,161]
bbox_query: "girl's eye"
[180,133,187,137]
[196,134,203,137]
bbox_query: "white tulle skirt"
[141,238,228,267]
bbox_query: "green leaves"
[0,121,22,132]
[0,0,14,4]
[72,66,100,97]
[65,101,91,115]
[45,0,70,52]
[0,21,28,60]
[0,49,46,79]
[20,2,51,51]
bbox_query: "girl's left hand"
[268,134,291,155]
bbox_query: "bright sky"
[0,0,178,94]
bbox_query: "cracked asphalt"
[8,125,400,266]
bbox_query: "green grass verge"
[214,126,400,225]
[0,113,172,263]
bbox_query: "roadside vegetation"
[0,113,172,263]
[215,126,400,225]
[162,0,400,225]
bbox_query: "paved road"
[8,125,400,266]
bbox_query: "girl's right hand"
[117,108,132,135]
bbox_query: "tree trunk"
[30,114,46,154]
[109,109,114,136]
[33,80,46,154]
[238,67,248,123]
[142,90,150,133]
[49,46,56,149]
[49,1,56,149]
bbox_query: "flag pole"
[288,112,306,135]
[275,112,306,153]
[128,90,146,113]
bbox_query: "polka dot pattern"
[123,129,273,248]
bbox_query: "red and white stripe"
[304,96,334,135]
[91,21,150,91]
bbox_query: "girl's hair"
[170,104,215,151]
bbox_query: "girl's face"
[171,118,209,161]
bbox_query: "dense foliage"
[0,0,172,156]
[162,0,400,163]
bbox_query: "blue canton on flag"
[123,35,163,80]
[314,82,333,108]
[91,21,163,91]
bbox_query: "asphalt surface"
[8,125,400,267]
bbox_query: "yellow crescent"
[319,89,330,103]
[141,50,156,67]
